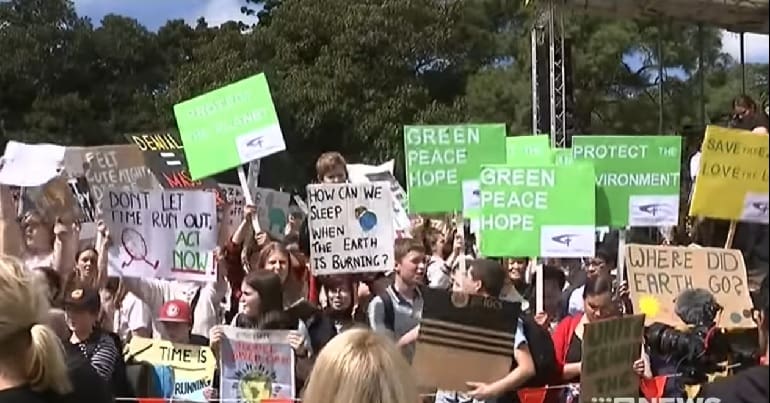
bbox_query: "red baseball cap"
[158,300,191,323]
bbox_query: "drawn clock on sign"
[121,228,160,270]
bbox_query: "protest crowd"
[0,67,768,403]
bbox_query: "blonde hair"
[301,328,419,403]
[0,256,72,394]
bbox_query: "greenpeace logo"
[591,398,720,403]
[551,234,578,247]
[637,203,673,217]
[245,136,264,148]
[751,201,769,216]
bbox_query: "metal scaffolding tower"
[531,0,567,148]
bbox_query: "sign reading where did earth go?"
[572,135,682,228]
[174,73,286,181]
[403,124,506,214]
[306,182,394,276]
[102,189,218,282]
[624,244,754,328]
[478,163,596,258]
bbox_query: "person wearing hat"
[158,300,208,346]
[64,288,122,393]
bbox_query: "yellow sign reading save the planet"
[689,125,769,224]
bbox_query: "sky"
[73,0,769,64]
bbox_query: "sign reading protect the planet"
[306,182,394,275]
[403,124,506,213]
[572,135,681,228]
[478,164,596,258]
[174,73,286,181]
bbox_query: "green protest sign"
[404,124,506,213]
[506,135,550,165]
[552,148,574,165]
[479,163,596,257]
[572,136,681,228]
[173,73,286,181]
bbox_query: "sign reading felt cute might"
[306,182,394,276]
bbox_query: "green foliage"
[0,0,766,187]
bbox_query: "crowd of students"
[0,135,767,402]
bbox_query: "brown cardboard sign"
[63,145,158,217]
[19,176,78,224]
[625,244,754,328]
[580,314,645,402]
[412,287,520,391]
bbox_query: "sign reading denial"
[103,189,217,282]
[625,244,754,328]
[306,182,394,275]
[580,314,645,403]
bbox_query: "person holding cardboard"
[551,275,651,400]
[435,258,535,402]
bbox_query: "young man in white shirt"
[367,238,426,362]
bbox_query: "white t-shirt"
[113,292,151,344]
[122,277,225,339]
[426,256,451,289]
[689,152,701,180]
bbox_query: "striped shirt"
[72,330,120,382]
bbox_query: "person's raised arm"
[0,185,23,257]
[52,217,77,277]
[191,249,228,338]
[230,205,256,246]
[94,221,110,290]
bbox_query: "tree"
[0,0,766,189]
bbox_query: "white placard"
[219,184,291,240]
[346,161,410,236]
[219,184,246,237]
[307,182,394,275]
[102,189,218,282]
[0,141,66,187]
[253,187,291,239]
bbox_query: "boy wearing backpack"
[367,238,426,362]
[437,259,554,403]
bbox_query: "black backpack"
[375,289,396,332]
[493,314,558,403]
[519,313,558,387]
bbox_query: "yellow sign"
[689,125,769,223]
[127,337,216,402]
